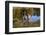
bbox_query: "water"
[31,16,40,22]
[23,15,40,23]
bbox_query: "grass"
[13,19,40,28]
